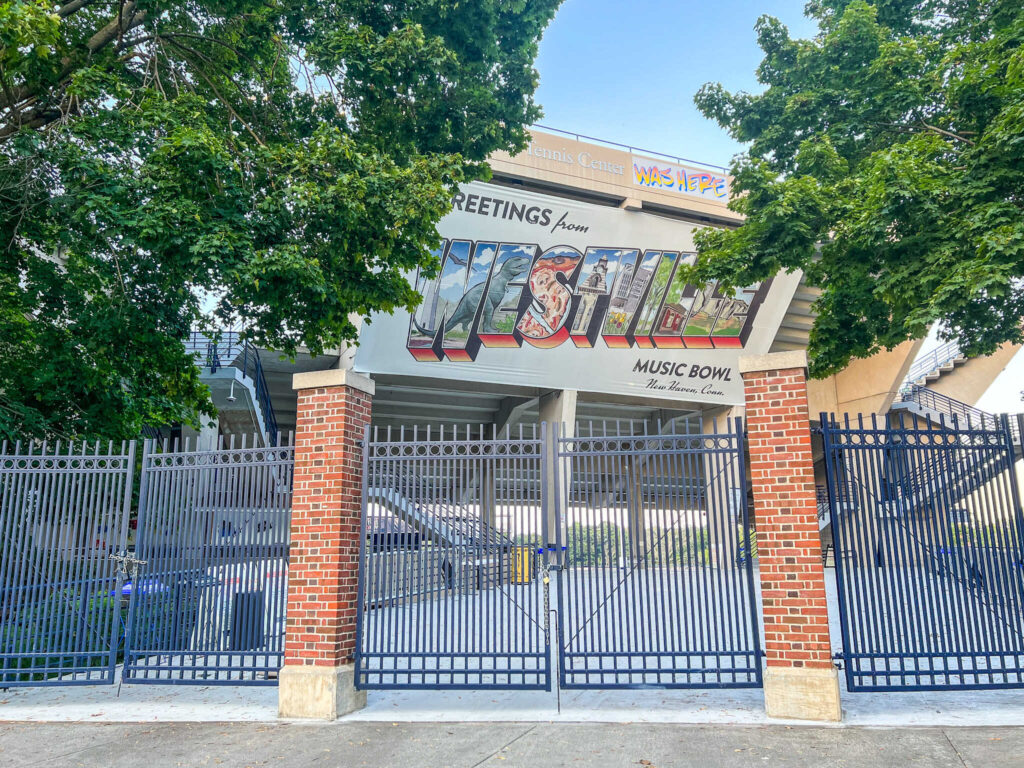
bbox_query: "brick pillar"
[278,369,373,720]
[739,351,841,722]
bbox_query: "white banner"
[353,182,795,406]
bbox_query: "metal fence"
[14,406,1024,698]
[356,419,762,692]
[821,412,1024,691]
[555,420,761,688]
[1,435,292,688]
[356,424,551,690]
[124,437,293,685]
[1,441,135,686]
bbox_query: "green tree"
[689,0,1024,377]
[565,522,621,567]
[0,0,562,439]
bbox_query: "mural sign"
[353,182,794,405]
[630,155,729,202]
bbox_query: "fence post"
[739,351,841,722]
[278,368,374,719]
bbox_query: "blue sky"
[532,0,818,168]
[532,2,1024,409]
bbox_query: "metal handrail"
[816,485,829,520]
[881,400,1018,519]
[904,340,964,384]
[185,331,279,445]
[531,124,731,173]
[367,462,516,550]
[898,385,998,430]
[817,482,858,519]
[240,343,279,447]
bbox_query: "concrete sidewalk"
[1,721,1022,768]
[7,676,1024,727]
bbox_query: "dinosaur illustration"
[414,255,532,337]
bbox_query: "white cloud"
[473,246,496,268]
[440,271,465,292]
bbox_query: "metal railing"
[357,419,762,692]
[897,385,1019,444]
[185,331,279,446]
[816,485,829,520]
[556,420,762,689]
[899,385,997,429]
[124,439,294,685]
[904,340,964,384]
[531,124,731,173]
[357,424,549,690]
[2,436,294,688]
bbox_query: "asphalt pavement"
[1,721,1022,768]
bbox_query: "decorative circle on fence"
[369,440,543,459]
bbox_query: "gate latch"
[110,550,148,579]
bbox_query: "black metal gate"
[356,425,550,690]
[822,412,1024,691]
[1,441,135,686]
[355,419,761,691]
[123,438,293,685]
[555,420,761,688]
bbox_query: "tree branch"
[875,121,977,147]
[86,3,147,55]
[164,39,266,147]
[0,67,19,124]
[0,4,150,138]
[58,0,93,18]
[920,120,976,146]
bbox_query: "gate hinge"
[110,549,147,578]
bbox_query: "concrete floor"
[1,721,1022,768]
[7,671,1024,727]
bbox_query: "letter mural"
[517,247,584,348]
[354,181,790,406]
[406,237,771,362]
[630,156,729,201]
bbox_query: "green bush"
[0,587,126,683]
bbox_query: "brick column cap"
[738,350,808,376]
[292,367,375,395]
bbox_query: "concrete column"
[480,459,497,528]
[278,368,374,720]
[702,406,744,569]
[625,456,646,566]
[739,351,841,722]
[181,414,219,450]
[539,389,577,563]
[337,312,365,371]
